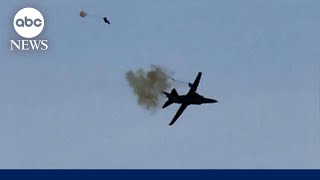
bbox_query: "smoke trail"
[126,65,171,110]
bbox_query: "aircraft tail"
[163,88,179,98]
[162,89,179,109]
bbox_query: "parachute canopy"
[80,10,86,17]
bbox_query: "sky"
[0,0,319,168]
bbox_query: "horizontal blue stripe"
[0,170,319,180]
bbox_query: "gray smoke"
[126,65,171,110]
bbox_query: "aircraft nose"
[207,98,218,103]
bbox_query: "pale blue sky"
[0,0,319,168]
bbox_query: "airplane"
[162,72,218,126]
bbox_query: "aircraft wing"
[169,104,188,126]
[188,72,202,93]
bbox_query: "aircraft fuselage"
[169,92,217,105]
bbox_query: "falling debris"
[126,65,171,110]
[170,78,192,87]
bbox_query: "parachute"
[80,11,87,17]
[79,10,110,24]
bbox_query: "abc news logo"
[10,7,48,50]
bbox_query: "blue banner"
[0,170,320,180]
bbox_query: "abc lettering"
[16,16,42,27]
